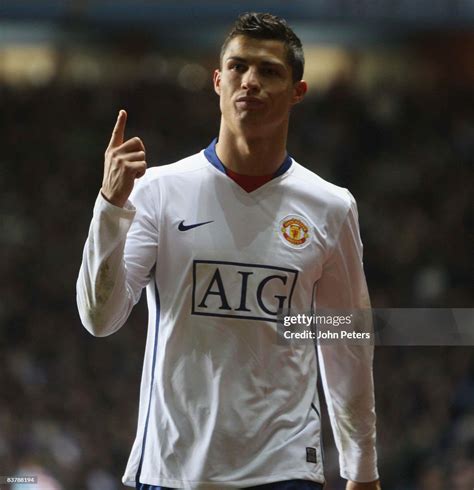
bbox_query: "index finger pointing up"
[108,109,127,149]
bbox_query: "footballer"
[77,12,381,490]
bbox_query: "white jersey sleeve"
[76,177,158,337]
[316,191,379,483]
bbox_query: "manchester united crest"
[279,215,311,249]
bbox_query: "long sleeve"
[76,178,159,337]
[316,192,379,482]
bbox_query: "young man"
[77,12,381,490]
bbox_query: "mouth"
[235,96,265,110]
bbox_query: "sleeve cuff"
[340,447,379,482]
[91,191,137,244]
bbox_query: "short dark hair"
[220,12,305,82]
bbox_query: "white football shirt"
[77,140,378,489]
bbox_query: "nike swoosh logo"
[178,220,214,231]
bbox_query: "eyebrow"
[226,56,286,68]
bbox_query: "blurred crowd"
[0,75,472,490]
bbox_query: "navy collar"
[204,138,292,178]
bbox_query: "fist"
[101,110,147,208]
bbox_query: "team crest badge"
[279,215,311,249]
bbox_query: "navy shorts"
[136,480,323,490]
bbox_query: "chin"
[238,122,273,139]
[236,110,268,124]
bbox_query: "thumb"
[108,109,127,149]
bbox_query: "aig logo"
[192,260,298,322]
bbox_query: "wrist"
[346,479,381,490]
[100,189,126,208]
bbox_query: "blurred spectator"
[0,70,472,489]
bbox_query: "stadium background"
[0,1,472,489]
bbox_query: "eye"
[230,63,246,73]
[261,67,280,77]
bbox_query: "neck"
[215,121,288,176]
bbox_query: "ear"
[213,69,222,96]
[291,80,308,105]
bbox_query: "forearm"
[319,343,379,482]
[76,193,137,336]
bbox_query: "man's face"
[214,35,307,136]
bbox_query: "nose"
[241,66,261,91]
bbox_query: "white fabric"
[76,150,379,488]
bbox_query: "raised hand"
[101,110,147,208]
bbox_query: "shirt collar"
[204,138,292,178]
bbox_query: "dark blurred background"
[0,1,473,489]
